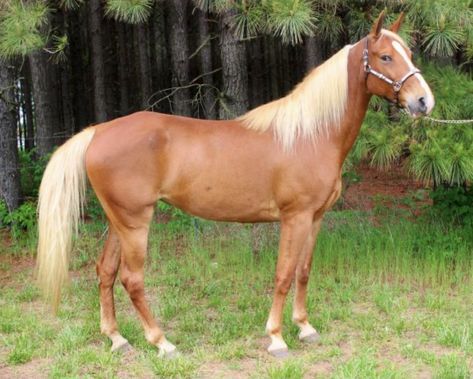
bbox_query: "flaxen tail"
[36,127,96,312]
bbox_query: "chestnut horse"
[37,12,434,357]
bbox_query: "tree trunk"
[304,35,324,72]
[219,9,249,119]
[69,6,92,131]
[197,9,217,119]
[136,22,152,109]
[117,23,129,115]
[21,62,35,151]
[151,5,169,112]
[29,49,60,157]
[0,61,20,211]
[248,37,265,108]
[127,23,140,112]
[265,36,279,101]
[103,18,119,119]
[166,0,192,116]
[59,61,75,137]
[56,10,75,138]
[88,0,108,122]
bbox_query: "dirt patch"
[0,255,35,287]
[342,164,430,212]
[307,361,333,378]
[0,229,14,252]
[416,369,432,379]
[0,358,50,379]
[198,360,259,379]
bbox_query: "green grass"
[1,208,472,378]
[266,359,305,379]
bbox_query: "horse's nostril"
[418,97,427,113]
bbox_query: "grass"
[1,207,473,378]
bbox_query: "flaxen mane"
[239,45,351,150]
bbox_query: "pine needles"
[105,0,154,24]
[0,0,48,59]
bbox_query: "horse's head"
[363,11,434,117]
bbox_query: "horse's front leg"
[292,218,322,343]
[266,212,314,357]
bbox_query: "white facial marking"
[392,41,435,114]
[415,73,435,113]
[392,41,415,70]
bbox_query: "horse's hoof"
[300,331,320,344]
[157,338,178,359]
[111,340,133,353]
[268,347,291,359]
[163,349,180,360]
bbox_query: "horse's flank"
[239,45,351,151]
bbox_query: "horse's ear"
[371,10,386,39]
[389,12,405,33]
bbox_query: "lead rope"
[423,116,473,125]
[399,109,473,124]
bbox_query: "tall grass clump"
[315,211,473,287]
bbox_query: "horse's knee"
[274,274,293,296]
[97,261,119,286]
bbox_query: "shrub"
[4,202,37,239]
[0,200,8,228]
[19,149,50,198]
[429,186,473,225]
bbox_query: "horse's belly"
[162,183,281,222]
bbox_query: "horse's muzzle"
[406,95,433,117]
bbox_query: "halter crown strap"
[363,38,420,103]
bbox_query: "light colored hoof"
[157,338,177,359]
[299,331,320,344]
[268,347,291,359]
[111,340,132,353]
[163,349,180,360]
[297,322,320,343]
[267,333,289,358]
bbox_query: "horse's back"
[84,112,277,220]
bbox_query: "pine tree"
[88,0,108,122]
[0,60,20,211]
[218,7,249,119]
[166,0,192,116]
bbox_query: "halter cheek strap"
[363,38,421,105]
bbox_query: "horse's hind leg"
[96,225,130,352]
[114,207,177,357]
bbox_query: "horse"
[36,11,434,358]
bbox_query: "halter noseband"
[363,38,420,105]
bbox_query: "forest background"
[0,0,473,236]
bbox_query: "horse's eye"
[381,55,392,62]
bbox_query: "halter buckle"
[363,49,370,72]
[393,81,402,92]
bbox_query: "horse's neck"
[331,42,372,163]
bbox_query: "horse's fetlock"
[145,329,164,345]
